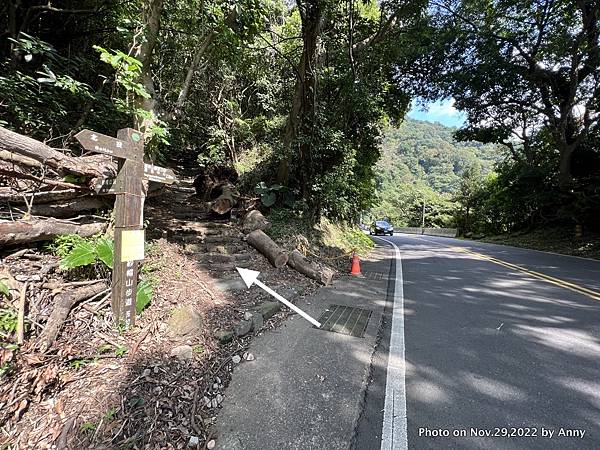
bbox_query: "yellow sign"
[121,229,145,262]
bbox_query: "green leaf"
[193,345,205,354]
[115,345,128,357]
[98,343,113,354]
[96,237,114,269]
[63,174,86,184]
[135,280,153,315]
[60,240,96,269]
[0,281,9,297]
[261,192,277,207]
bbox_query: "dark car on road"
[370,220,394,236]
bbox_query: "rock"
[15,274,41,282]
[256,301,280,320]
[211,398,219,408]
[167,306,204,336]
[245,352,255,361]
[232,355,242,364]
[214,277,246,292]
[203,396,211,407]
[212,245,228,254]
[215,330,234,344]
[170,345,194,360]
[207,440,216,450]
[142,368,151,378]
[188,436,199,447]
[243,312,253,321]
[234,319,252,337]
[184,243,204,253]
[216,394,223,404]
[212,383,219,390]
[216,376,221,384]
[251,313,264,332]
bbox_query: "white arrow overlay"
[236,267,321,328]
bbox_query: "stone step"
[203,234,238,244]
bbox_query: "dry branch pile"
[0,126,116,244]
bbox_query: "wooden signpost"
[75,128,176,328]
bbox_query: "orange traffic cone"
[350,252,361,276]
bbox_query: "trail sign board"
[76,128,177,328]
[92,164,175,194]
[143,163,176,184]
[74,129,140,160]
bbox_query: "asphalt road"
[360,233,600,450]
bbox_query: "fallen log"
[287,250,335,286]
[246,229,288,268]
[211,182,238,215]
[0,126,115,179]
[0,188,84,204]
[0,150,43,169]
[193,165,238,200]
[242,209,271,233]
[37,282,109,352]
[0,218,107,246]
[0,162,87,190]
[1,197,109,219]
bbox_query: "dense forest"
[1,0,599,232]
[0,0,422,224]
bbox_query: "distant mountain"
[371,119,504,227]
[377,119,502,194]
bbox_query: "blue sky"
[407,98,466,128]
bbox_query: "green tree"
[420,0,600,190]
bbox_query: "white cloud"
[408,98,465,127]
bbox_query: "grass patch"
[266,209,373,258]
[318,219,373,256]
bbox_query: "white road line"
[376,237,408,450]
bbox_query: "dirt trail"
[1,174,318,449]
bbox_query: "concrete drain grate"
[315,304,372,338]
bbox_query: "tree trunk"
[557,143,575,190]
[0,126,116,180]
[176,31,217,111]
[277,0,323,194]
[297,2,322,199]
[242,209,271,233]
[0,218,107,246]
[37,282,109,352]
[211,183,238,215]
[1,197,109,219]
[0,188,83,204]
[131,0,165,132]
[0,150,42,169]
[0,162,87,190]
[175,8,237,112]
[287,249,334,285]
[246,229,289,268]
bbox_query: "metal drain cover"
[364,271,385,281]
[315,304,372,338]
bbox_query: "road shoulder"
[214,245,393,449]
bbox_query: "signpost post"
[75,128,176,328]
